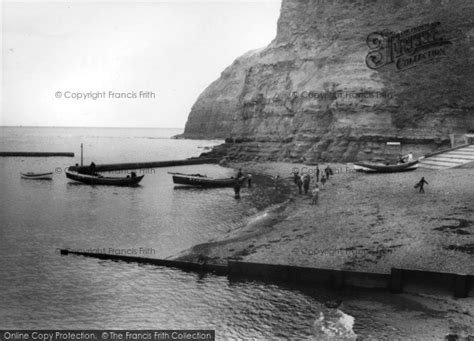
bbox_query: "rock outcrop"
[182,0,474,162]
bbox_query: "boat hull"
[353,161,419,173]
[21,172,53,180]
[171,174,242,188]
[65,171,144,186]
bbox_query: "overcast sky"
[1,0,281,128]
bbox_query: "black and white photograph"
[1,0,473,339]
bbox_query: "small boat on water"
[353,160,419,173]
[20,172,53,180]
[169,172,244,188]
[65,170,144,186]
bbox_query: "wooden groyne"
[228,261,472,298]
[0,152,74,157]
[68,157,219,172]
[60,249,228,275]
[60,249,473,298]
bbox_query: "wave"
[313,309,358,340]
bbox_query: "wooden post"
[80,143,83,166]
[453,274,469,298]
[390,268,403,293]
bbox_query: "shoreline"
[173,159,474,338]
[176,160,473,274]
[173,170,294,265]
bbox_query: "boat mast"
[80,143,83,166]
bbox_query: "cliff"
[182,0,474,162]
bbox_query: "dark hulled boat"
[353,160,419,173]
[169,172,244,188]
[65,170,144,186]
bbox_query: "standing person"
[303,173,311,194]
[296,175,303,194]
[234,180,241,199]
[237,168,243,179]
[415,177,429,193]
[311,184,320,205]
[247,173,252,188]
[321,174,326,188]
[293,170,300,184]
[89,161,96,174]
[325,165,331,180]
[315,165,320,182]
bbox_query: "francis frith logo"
[366,22,452,71]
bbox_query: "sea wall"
[181,0,474,162]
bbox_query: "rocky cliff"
[182,0,474,162]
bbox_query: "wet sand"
[175,160,474,338]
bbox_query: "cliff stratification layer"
[182,0,474,162]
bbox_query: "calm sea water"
[0,127,337,339]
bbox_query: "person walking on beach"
[303,173,311,194]
[311,184,320,205]
[415,177,429,193]
[234,179,241,199]
[247,173,252,188]
[320,174,326,188]
[296,175,303,194]
[293,170,300,184]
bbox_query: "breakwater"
[69,157,219,172]
[60,249,473,298]
[0,152,74,157]
[60,249,227,275]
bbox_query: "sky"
[1,0,281,128]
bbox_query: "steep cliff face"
[183,0,474,162]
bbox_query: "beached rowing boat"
[65,170,144,186]
[353,160,419,173]
[20,172,53,180]
[169,172,244,188]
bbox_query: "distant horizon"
[0,125,184,129]
[2,1,281,127]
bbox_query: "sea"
[0,127,400,339]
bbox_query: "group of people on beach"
[233,164,429,200]
[293,165,333,205]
